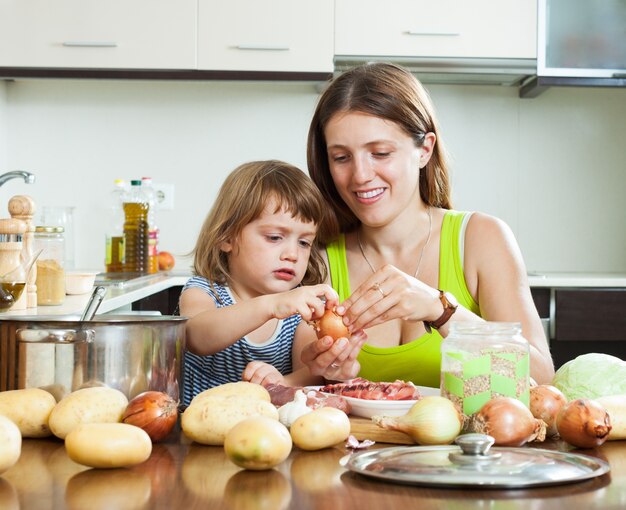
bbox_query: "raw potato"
[290,407,351,451]
[224,416,292,470]
[65,423,152,468]
[190,382,270,405]
[0,415,21,474]
[596,395,626,440]
[182,395,279,445]
[0,388,56,438]
[48,387,129,439]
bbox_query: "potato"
[48,386,129,439]
[224,416,292,470]
[190,382,270,405]
[65,422,152,468]
[290,407,350,451]
[0,388,57,438]
[0,415,21,474]
[181,395,278,445]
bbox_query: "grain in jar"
[440,322,530,419]
[34,226,65,305]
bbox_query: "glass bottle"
[34,226,66,305]
[123,180,149,273]
[141,176,159,274]
[440,322,530,418]
[105,179,126,273]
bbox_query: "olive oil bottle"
[123,180,149,273]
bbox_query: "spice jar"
[440,322,530,418]
[34,226,65,305]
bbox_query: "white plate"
[316,386,440,419]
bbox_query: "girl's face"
[221,199,317,299]
[324,111,429,228]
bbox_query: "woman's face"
[324,111,426,229]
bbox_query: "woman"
[301,62,554,386]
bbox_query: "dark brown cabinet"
[132,286,183,316]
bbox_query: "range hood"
[334,56,537,87]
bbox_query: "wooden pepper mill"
[0,216,28,310]
[7,195,37,309]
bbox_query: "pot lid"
[345,434,609,489]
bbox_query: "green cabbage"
[552,353,626,400]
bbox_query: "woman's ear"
[419,132,437,168]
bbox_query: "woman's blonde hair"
[192,160,335,286]
[308,62,452,234]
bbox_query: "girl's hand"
[338,264,441,332]
[300,330,367,381]
[269,284,340,322]
[242,361,285,386]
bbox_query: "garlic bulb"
[278,390,312,428]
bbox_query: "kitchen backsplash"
[0,78,624,274]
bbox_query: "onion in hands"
[311,308,349,340]
[529,384,568,437]
[471,397,546,446]
[372,396,462,445]
[556,398,611,448]
[122,391,179,442]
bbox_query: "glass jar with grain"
[34,226,65,305]
[441,322,530,419]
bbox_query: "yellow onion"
[529,384,568,437]
[556,398,611,449]
[122,391,178,442]
[372,396,463,445]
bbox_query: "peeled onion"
[311,308,349,340]
[122,391,178,442]
[471,397,546,446]
[372,396,463,445]
[529,385,568,437]
[556,398,611,449]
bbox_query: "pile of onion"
[122,391,179,442]
[470,397,546,446]
[556,398,612,449]
[372,396,463,445]
[311,308,349,340]
[529,384,568,437]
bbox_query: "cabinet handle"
[235,44,289,51]
[405,30,460,37]
[62,41,118,48]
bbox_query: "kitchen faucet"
[0,171,36,187]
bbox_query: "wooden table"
[2,426,625,510]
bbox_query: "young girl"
[179,160,356,405]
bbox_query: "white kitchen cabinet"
[335,0,536,60]
[0,0,196,69]
[197,0,334,73]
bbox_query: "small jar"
[34,226,65,305]
[441,322,530,418]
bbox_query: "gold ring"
[371,282,385,299]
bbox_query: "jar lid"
[35,226,65,233]
[346,434,609,489]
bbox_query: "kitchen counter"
[1,428,624,510]
[528,273,626,288]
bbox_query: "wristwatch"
[424,290,458,333]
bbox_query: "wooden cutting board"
[349,416,414,445]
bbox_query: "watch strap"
[424,290,458,334]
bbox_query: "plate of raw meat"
[316,378,440,418]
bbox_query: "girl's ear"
[419,132,437,169]
[220,239,233,253]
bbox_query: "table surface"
[2,427,625,510]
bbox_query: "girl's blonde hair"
[192,160,335,286]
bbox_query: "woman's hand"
[338,264,441,332]
[300,330,367,381]
[242,361,285,386]
[269,284,340,322]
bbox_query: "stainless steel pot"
[0,314,187,401]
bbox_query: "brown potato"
[0,388,56,438]
[290,407,350,451]
[0,416,21,474]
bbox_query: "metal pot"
[0,314,187,401]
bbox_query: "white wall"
[0,82,7,172]
[2,78,625,274]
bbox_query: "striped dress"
[181,276,299,405]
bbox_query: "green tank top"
[326,210,481,388]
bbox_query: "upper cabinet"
[197,0,334,73]
[0,0,197,69]
[335,0,537,60]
